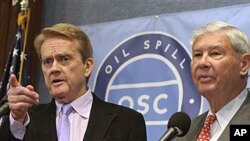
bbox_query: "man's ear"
[240,53,250,76]
[84,58,94,77]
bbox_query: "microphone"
[0,95,10,117]
[159,112,191,141]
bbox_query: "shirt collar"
[208,88,248,129]
[55,88,93,119]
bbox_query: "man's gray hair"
[191,21,250,54]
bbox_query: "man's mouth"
[51,79,64,86]
[198,75,213,82]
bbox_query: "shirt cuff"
[9,113,30,140]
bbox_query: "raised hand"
[7,74,39,124]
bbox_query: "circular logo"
[93,32,201,140]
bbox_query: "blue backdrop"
[82,4,250,141]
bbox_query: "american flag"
[0,26,30,102]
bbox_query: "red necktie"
[197,114,217,141]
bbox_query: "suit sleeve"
[128,113,147,141]
[0,115,21,141]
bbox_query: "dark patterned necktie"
[197,114,217,141]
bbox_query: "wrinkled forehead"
[40,37,78,58]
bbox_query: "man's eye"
[62,56,70,62]
[42,59,53,65]
[211,51,221,56]
[193,53,202,58]
[63,57,69,61]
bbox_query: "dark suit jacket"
[176,93,250,141]
[0,94,147,141]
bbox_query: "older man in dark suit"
[0,23,147,141]
[177,21,250,141]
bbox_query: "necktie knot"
[61,104,73,116]
[206,114,216,125]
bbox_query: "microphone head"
[167,112,191,137]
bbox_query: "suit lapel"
[176,112,207,141]
[189,112,207,141]
[218,93,250,140]
[41,101,58,141]
[83,94,116,141]
[25,100,58,141]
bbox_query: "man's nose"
[198,55,211,68]
[50,61,61,74]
